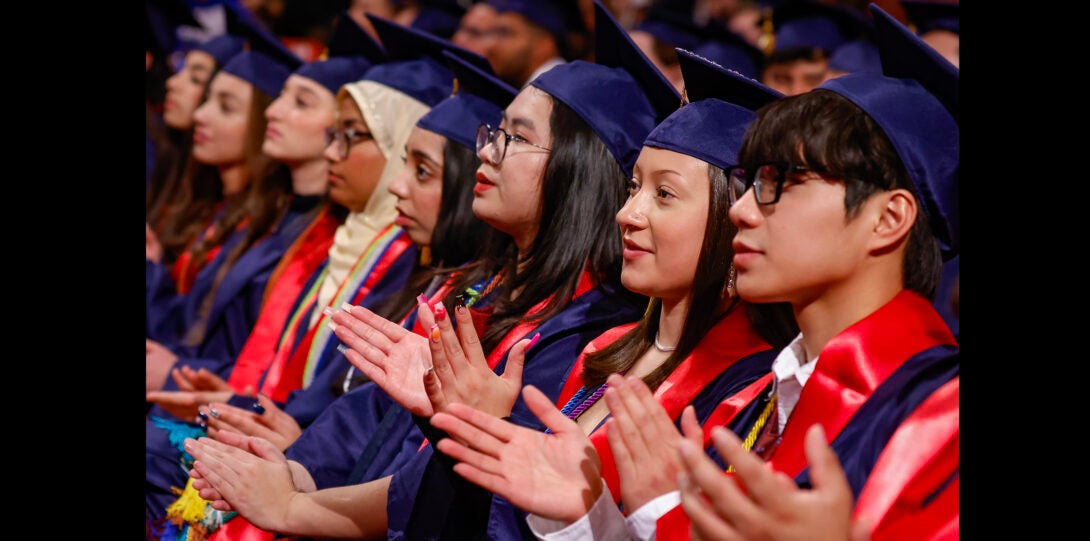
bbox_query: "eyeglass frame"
[324,126,375,161]
[726,162,818,206]
[476,123,551,165]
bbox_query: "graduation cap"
[676,48,782,112]
[293,12,387,95]
[417,50,519,151]
[643,48,783,170]
[530,0,681,177]
[692,24,765,80]
[364,13,495,107]
[192,33,247,68]
[635,2,705,52]
[485,0,586,47]
[817,3,959,260]
[221,3,303,96]
[146,0,201,59]
[411,0,469,40]
[770,0,871,53]
[827,37,880,74]
[901,0,959,35]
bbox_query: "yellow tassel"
[166,478,211,525]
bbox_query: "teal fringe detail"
[151,416,208,465]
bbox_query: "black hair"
[737,89,942,299]
[372,139,493,323]
[441,94,643,354]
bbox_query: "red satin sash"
[656,290,958,540]
[590,306,772,506]
[261,227,413,401]
[556,323,637,410]
[856,376,959,541]
[227,205,339,394]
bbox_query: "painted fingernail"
[337,344,348,355]
[417,293,429,305]
[430,324,441,343]
[197,410,209,421]
[526,332,541,349]
[341,302,354,312]
[455,294,467,307]
[208,406,220,419]
[251,402,265,415]
[434,302,447,321]
[323,307,336,316]
[455,305,467,316]
[327,321,338,332]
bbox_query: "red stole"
[590,306,772,506]
[226,205,340,395]
[260,225,413,401]
[656,290,957,540]
[855,376,959,541]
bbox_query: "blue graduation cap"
[417,50,519,151]
[192,33,247,68]
[485,0,586,48]
[364,13,496,107]
[676,48,782,113]
[828,37,880,74]
[901,0,959,35]
[644,48,783,170]
[817,3,959,260]
[770,0,871,53]
[692,24,765,81]
[530,0,681,177]
[146,0,201,58]
[635,3,704,52]
[221,3,303,96]
[293,12,387,95]
[411,0,468,40]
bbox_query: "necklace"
[653,332,677,352]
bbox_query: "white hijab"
[312,79,431,326]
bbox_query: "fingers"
[521,385,578,436]
[677,435,751,539]
[438,402,517,447]
[500,333,536,391]
[171,367,196,391]
[423,367,449,414]
[341,303,412,344]
[802,424,849,495]
[680,405,703,447]
[449,303,482,371]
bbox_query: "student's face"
[163,50,215,130]
[263,74,337,165]
[762,58,829,96]
[472,85,552,242]
[617,146,710,303]
[192,71,251,168]
[728,169,870,304]
[389,127,446,247]
[921,30,959,69]
[452,2,499,58]
[325,98,386,212]
[487,12,540,86]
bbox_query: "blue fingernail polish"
[251,402,266,415]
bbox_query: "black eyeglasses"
[476,123,551,165]
[325,126,374,161]
[727,162,814,205]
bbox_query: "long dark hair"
[183,86,295,346]
[147,61,227,267]
[581,162,797,390]
[372,139,493,322]
[440,95,643,354]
